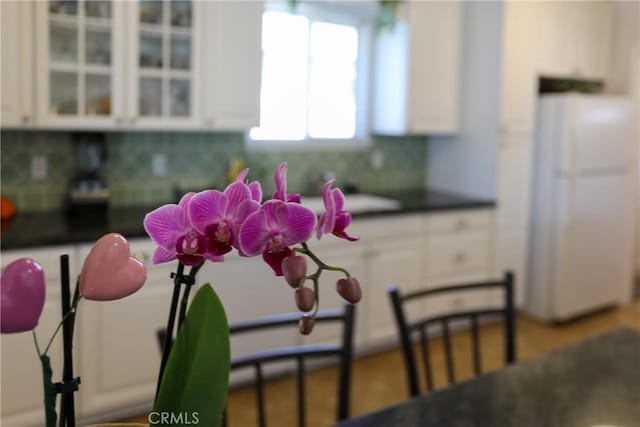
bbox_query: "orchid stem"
[33,330,42,356]
[299,243,351,277]
[42,294,82,357]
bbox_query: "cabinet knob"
[455,219,467,231]
[207,117,215,126]
[21,115,30,124]
[133,251,150,265]
[454,252,466,264]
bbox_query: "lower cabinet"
[76,238,175,420]
[0,208,497,424]
[0,245,76,427]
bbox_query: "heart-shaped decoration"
[80,233,147,301]
[1,258,46,333]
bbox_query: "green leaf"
[154,284,230,427]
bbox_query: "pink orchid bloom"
[189,178,261,257]
[239,199,317,275]
[272,163,301,203]
[316,180,359,241]
[144,193,221,266]
[236,168,263,203]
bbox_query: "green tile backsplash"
[1,130,426,212]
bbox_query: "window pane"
[170,1,192,27]
[50,71,78,115]
[140,0,163,24]
[50,21,77,64]
[85,1,111,19]
[86,27,111,65]
[308,22,358,139]
[139,33,163,68]
[139,77,162,116]
[170,79,190,116]
[252,11,309,140]
[85,74,111,115]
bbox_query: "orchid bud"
[294,287,316,312]
[282,255,307,288]
[299,315,315,335]
[336,277,362,304]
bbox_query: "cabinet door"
[495,133,534,230]
[126,0,200,128]
[499,1,538,133]
[201,0,262,130]
[367,238,425,343]
[76,238,173,417]
[1,246,76,427]
[35,0,123,128]
[1,1,34,128]
[570,1,613,80]
[493,229,527,308]
[408,0,461,134]
[198,253,297,385]
[298,245,367,348]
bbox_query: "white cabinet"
[1,245,77,427]
[201,0,262,130]
[16,0,261,131]
[424,210,495,313]
[34,0,125,128]
[125,0,200,129]
[76,238,173,418]
[536,1,613,80]
[1,0,35,128]
[499,1,538,133]
[372,0,461,135]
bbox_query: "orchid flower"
[144,193,220,266]
[316,180,359,241]
[236,168,263,203]
[189,177,261,257]
[239,199,317,275]
[272,163,301,203]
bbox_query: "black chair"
[156,303,356,427]
[388,271,516,397]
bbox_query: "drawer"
[426,231,490,279]
[426,210,492,234]
[349,214,425,241]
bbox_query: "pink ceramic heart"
[1,258,46,333]
[80,233,147,301]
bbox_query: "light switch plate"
[31,156,47,181]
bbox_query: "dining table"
[337,328,640,427]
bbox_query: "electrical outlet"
[152,153,168,177]
[31,156,48,181]
[370,150,385,171]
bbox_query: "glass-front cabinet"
[36,0,123,127]
[128,0,199,127]
[35,0,198,129]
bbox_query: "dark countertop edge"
[1,189,496,251]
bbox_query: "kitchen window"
[249,1,374,146]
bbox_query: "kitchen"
[1,1,639,426]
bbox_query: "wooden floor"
[122,302,639,427]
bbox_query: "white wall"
[425,1,503,199]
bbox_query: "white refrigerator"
[526,94,637,322]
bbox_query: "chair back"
[157,303,355,427]
[388,271,515,397]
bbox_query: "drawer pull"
[455,219,468,231]
[454,252,466,264]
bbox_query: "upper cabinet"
[536,1,613,81]
[5,0,262,131]
[125,0,200,129]
[1,1,35,128]
[35,0,124,128]
[372,1,461,135]
[201,0,262,130]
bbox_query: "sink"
[301,194,402,214]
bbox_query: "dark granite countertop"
[0,189,495,250]
[336,328,640,427]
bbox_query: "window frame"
[247,0,375,151]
